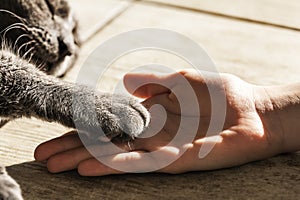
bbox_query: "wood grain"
[7,152,300,200]
[70,0,133,43]
[1,1,299,199]
[143,0,300,30]
[82,1,300,85]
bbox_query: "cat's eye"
[57,7,69,18]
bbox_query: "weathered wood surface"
[7,152,300,199]
[71,0,134,43]
[84,1,300,86]
[1,0,299,199]
[144,0,300,30]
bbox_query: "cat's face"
[0,0,79,76]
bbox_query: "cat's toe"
[119,97,150,138]
[74,93,150,142]
[98,95,150,141]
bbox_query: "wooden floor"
[1,0,299,199]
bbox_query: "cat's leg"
[0,166,23,200]
[0,49,150,140]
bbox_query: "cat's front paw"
[95,93,150,141]
[0,166,23,200]
[74,93,150,141]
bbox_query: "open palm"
[35,69,283,176]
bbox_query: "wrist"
[253,83,300,153]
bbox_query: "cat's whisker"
[1,25,29,42]
[17,40,35,56]
[2,25,28,37]
[22,46,35,59]
[36,62,47,71]
[13,34,32,51]
[0,24,29,52]
[0,38,8,50]
[0,9,26,24]
[27,49,35,64]
[0,23,28,35]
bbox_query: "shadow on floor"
[7,152,300,200]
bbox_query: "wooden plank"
[0,118,69,166]
[144,0,300,30]
[7,152,300,200]
[1,1,300,199]
[70,0,133,42]
[83,1,300,85]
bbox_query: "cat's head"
[0,0,80,76]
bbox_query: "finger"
[124,73,179,98]
[46,141,136,173]
[142,93,180,115]
[34,131,83,161]
[77,130,243,176]
[132,128,172,151]
[62,130,78,136]
[46,146,91,173]
[77,148,180,176]
[77,151,147,176]
[77,133,257,176]
[78,158,122,176]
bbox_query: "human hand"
[34,69,288,176]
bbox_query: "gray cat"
[0,0,150,199]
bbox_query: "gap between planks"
[141,0,300,33]
[79,0,135,44]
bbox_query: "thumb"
[123,73,176,98]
